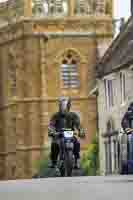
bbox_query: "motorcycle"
[55,128,75,177]
[120,128,133,174]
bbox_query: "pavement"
[0,176,133,200]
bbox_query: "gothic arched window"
[75,0,92,15]
[62,0,68,15]
[106,119,115,133]
[32,0,45,15]
[95,0,106,14]
[32,0,68,16]
[49,0,68,15]
[8,51,17,97]
[60,50,80,88]
[42,1,49,15]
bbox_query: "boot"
[74,159,80,169]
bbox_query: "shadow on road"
[32,166,86,178]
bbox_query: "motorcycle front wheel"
[65,150,73,177]
[60,161,65,177]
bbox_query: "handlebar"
[125,128,133,134]
[53,130,78,137]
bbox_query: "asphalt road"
[0,176,133,200]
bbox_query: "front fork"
[58,138,74,165]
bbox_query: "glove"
[78,128,85,138]
[125,128,133,134]
[48,126,56,137]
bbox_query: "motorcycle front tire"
[65,150,73,177]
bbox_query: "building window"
[75,0,92,15]
[8,52,17,97]
[107,120,114,132]
[104,79,114,109]
[50,0,68,15]
[42,1,49,15]
[120,72,126,104]
[95,0,106,14]
[113,139,118,172]
[105,120,114,175]
[32,0,45,15]
[62,0,68,14]
[9,67,16,96]
[32,0,68,16]
[105,120,119,174]
[108,138,112,174]
[104,139,112,175]
[61,51,80,88]
[104,141,108,174]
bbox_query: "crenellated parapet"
[32,0,113,17]
[0,0,113,25]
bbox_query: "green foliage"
[33,152,49,177]
[34,135,99,177]
[34,152,60,178]
[80,134,99,176]
[37,155,49,174]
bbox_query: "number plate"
[64,131,73,138]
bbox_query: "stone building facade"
[97,15,133,175]
[0,0,113,180]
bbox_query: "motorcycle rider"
[121,102,133,132]
[48,96,85,169]
[121,102,133,160]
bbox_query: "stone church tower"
[0,0,113,180]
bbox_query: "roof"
[97,15,133,78]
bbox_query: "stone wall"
[0,22,48,179]
[98,67,133,175]
[0,0,25,24]
[0,0,113,179]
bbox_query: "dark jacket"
[121,109,133,131]
[48,111,85,137]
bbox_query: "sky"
[114,0,131,20]
[0,0,131,20]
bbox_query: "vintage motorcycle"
[120,128,133,174]
[55,128,75,177]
